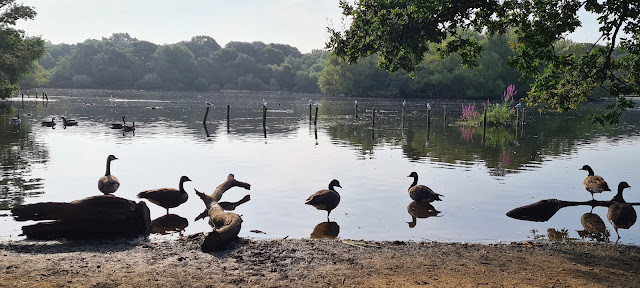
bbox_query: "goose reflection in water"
[407,201,441,228]
[151,214,189,235]
[310,221,340,239]
[576,211,611,242]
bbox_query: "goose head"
[328,179,341,190]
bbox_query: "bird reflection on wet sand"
[151,214,189,235]
[310,221,340,239]
[407,201,440,228]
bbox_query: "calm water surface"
[2,89,640,244]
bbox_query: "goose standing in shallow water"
[41,118,56,127]
[110,116,126,129]
[138,176,191,214]
[123,122,135,132]
[607,181,636,240]
[407,172,443,203]
[98,155,120,194]
[305,179,341,221]
[580,165,611,200]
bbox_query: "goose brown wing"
[305,189,331,205]
[584,175,611,193]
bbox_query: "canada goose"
[110,116,126,129]
[407,172,443,203]
[607,181,636,240]
[10,115,21,124]
[41,118,56,127]
[580,165,611,200]
[305,179,341,220]
[98,155,120,194]
[61,117,78,126]
[123,122,135,132]
[138,176,191,214]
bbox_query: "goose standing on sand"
[98,155,120,194]
[580,165,611,200]
[138,176,191,214]
[110,116,126,129]
[305,179,342,220]
[61,117,78,126]
[607,181,636,240]
[10,115,21,124]
[408,172,443,203]
[41,118,56,127]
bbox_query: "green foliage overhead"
[327,0,640,125]
[0,0,45,98]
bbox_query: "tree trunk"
[11,195,151,240]
[196,174,251,252]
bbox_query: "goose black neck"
[105,158,112,176]
[328,182,337,191]
[179,178,187,192]
[585,166,594,176]
[410,175,418,188]
[613,185,628,203]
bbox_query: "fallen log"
[507,198,640,222]
[11,195,151,240]
[195,174,251,252]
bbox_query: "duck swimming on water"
[41,118,56,127]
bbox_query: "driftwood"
[195,174,251,252]
[507,198,640,222]
[11,195,151,239]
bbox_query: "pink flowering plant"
[485,84,517,125]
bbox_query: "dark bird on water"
[41,118,56,127]
[407,171,443,203]
[110,116,126,129]
[305,179,342,221]
[123,122,135,132]
[98,155,120,194]
[580,165,611,200]
[607,181,636,240]
[138,176,191,214]
[61,116,78,126]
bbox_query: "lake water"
[2,89,640,244]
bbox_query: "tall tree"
[327,0,640,124]
[0,0,45,98]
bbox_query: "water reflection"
[407,202,440,228]
[151,214,189,235]
[577,212,610,242]
[310,221,340,239]
[0,105,47,210]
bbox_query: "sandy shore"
[1,235,639,287]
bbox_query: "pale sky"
[15,1,606,53]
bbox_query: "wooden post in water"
[309,104,312,121]
[444,106,447,122]
[355,103,358,118]
[427,109,431,127]
[45,92,48,101]
[522,108,526,125]
[203,107,210,123]
[482,108,487,143]
[226,105,230,122]
[372,109,375,127]
[313,106,319,126]
[262,105,267,126]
